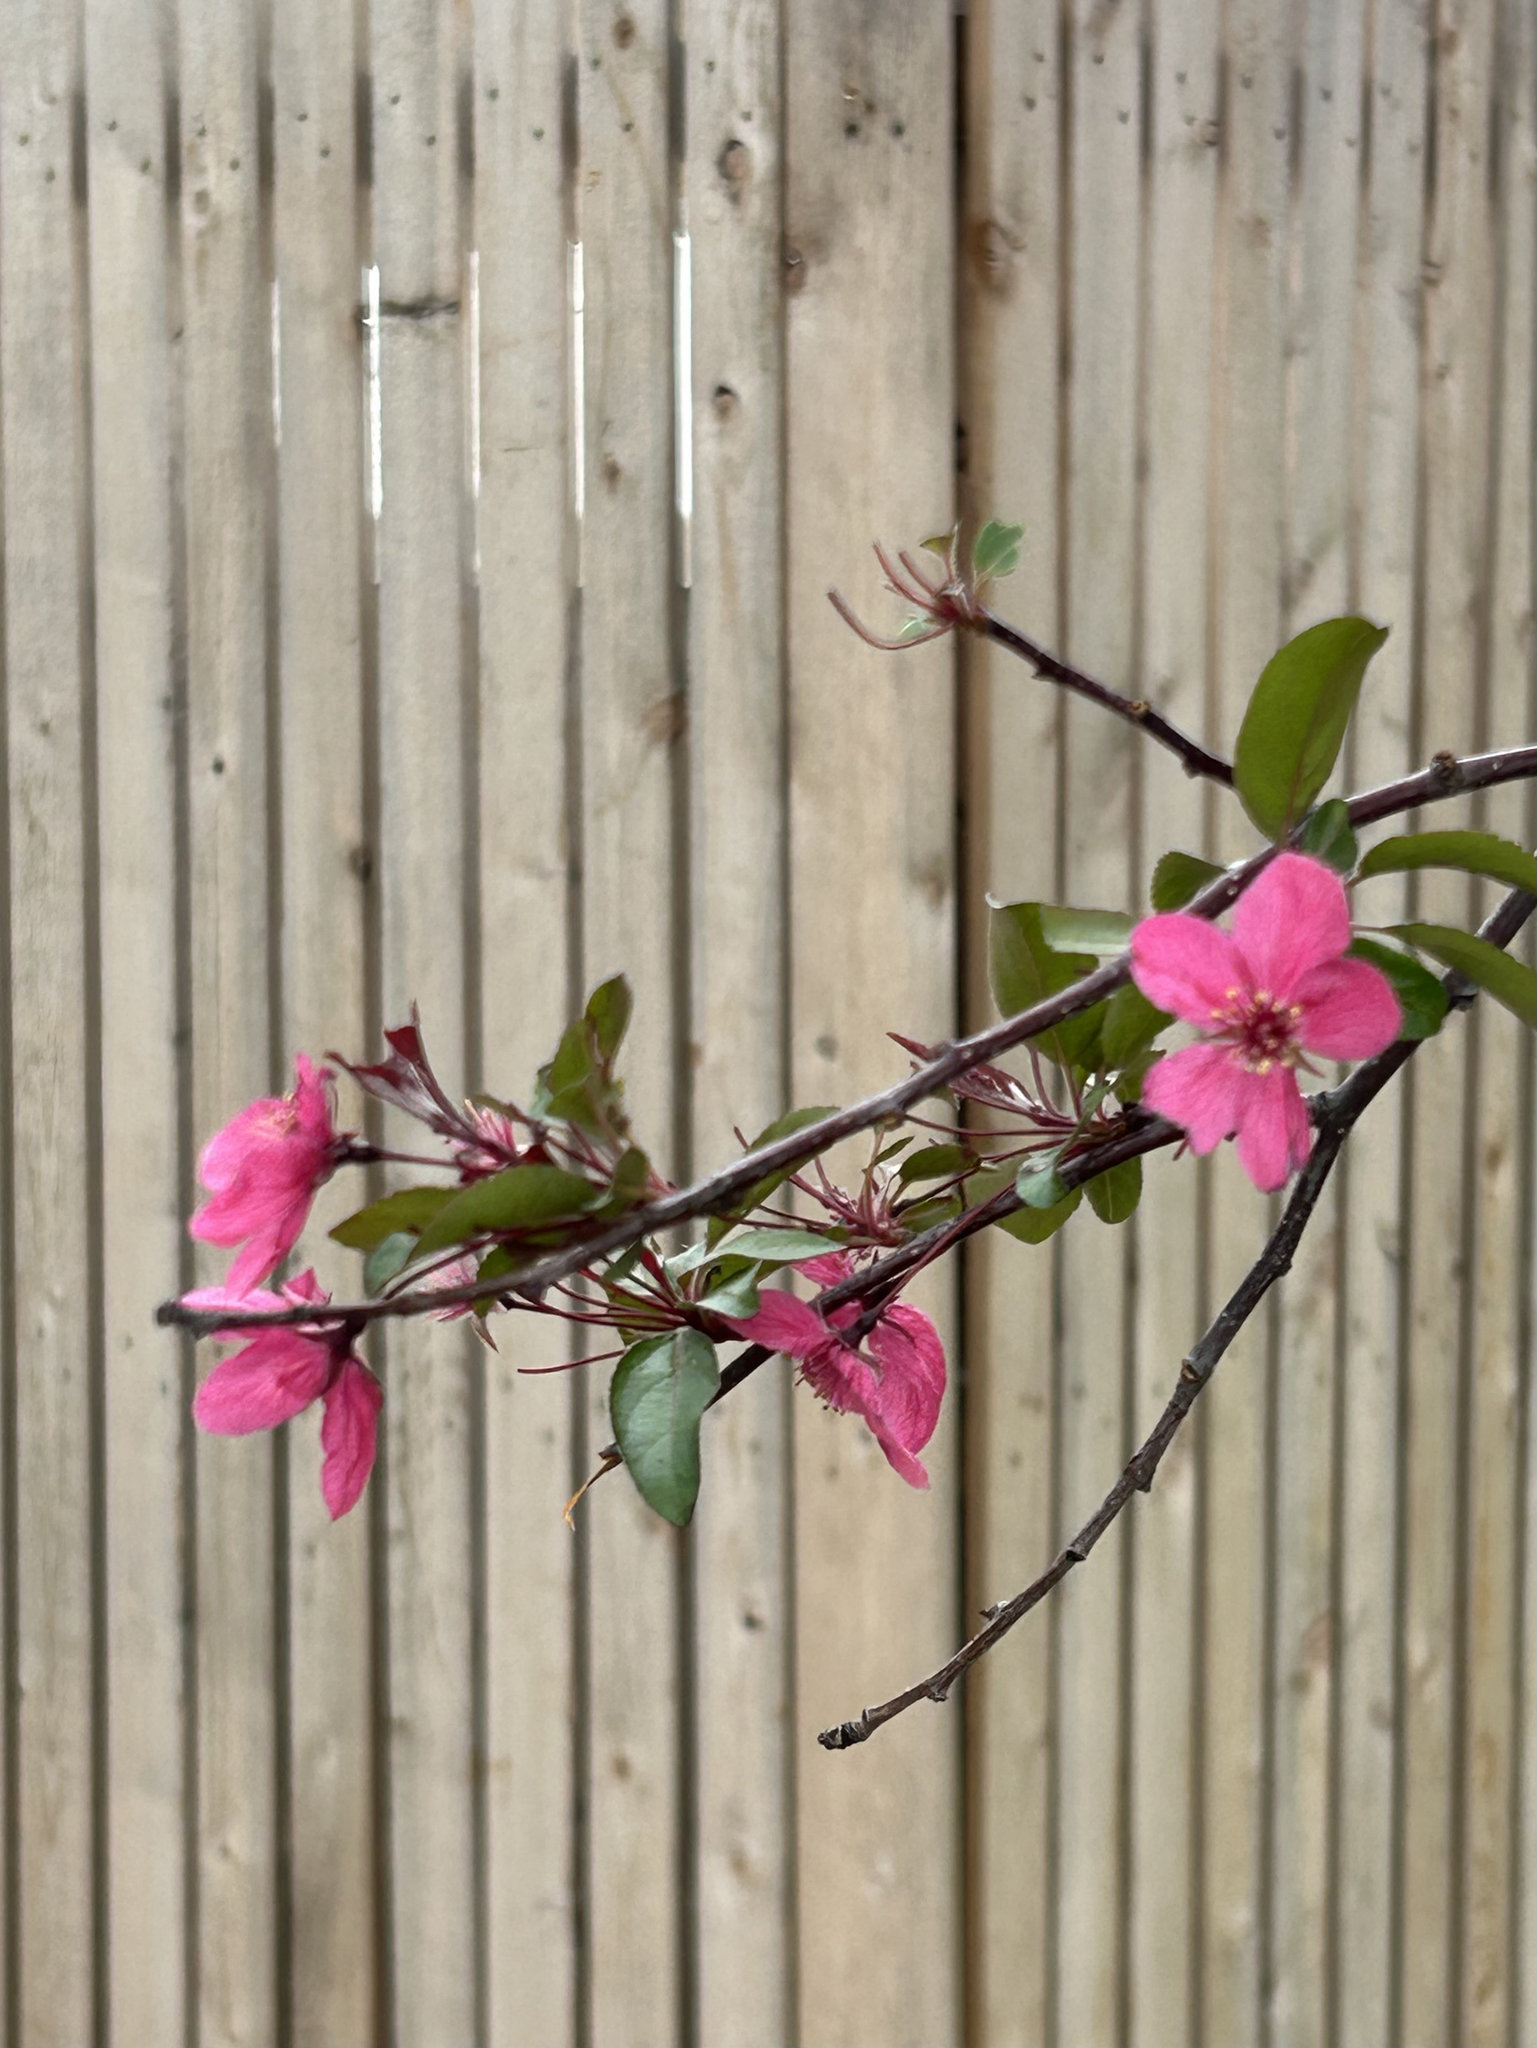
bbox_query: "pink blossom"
[185,1269,382,1519]
[726,1252,946,1488]
[1130,851,1401,1191]
[190,1055,344,1292]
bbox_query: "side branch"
[817,881,1536,1751]
[158,751,1537,1340]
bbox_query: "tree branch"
[816,882,1536,1751]
[157,746,1537,1339]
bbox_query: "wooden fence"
[1,1,1533,2043]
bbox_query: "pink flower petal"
[319,1357,383,1519]
[1233,1067,1309,1191]
[868,1304,946,1458]
[798,1334,881,1418]
[726,1289,829,1362]
[1231,853,1351,1000]
[868,1426,931,1489]
[1292,957,1401,1060]
[181,1283,289,1321]
[1130,915,1246,1024]
[193,1331,332,1434]
[1140,1042,1245,1153]
[798,1250,855,1290]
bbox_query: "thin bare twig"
[817,884,1536,1750]
[156,745,1537,1340]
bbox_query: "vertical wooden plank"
[1399,5,1496,2039]
[270,5,374,2041]
[84,1,186,2038]
[1268,11,1367,2044]
[178,0,279,2036]
[472,9,579,2044]
[1202,7,1292,2044]
[962,8,1061,2040]
[575,5,682,2043]
[1457,4,1534,2034]
[0,8,95,2042]
[1056,5,1142,2041]
[685,8,794,2043]
[1336,10,1429,2043]
[1129,7,1219,2043]
[785,9,959,2045]
[370,4,476,2040]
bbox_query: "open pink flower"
[190,1055,344,1292]
[185,1269,383,1519]
[1131,851,1401,1191]
[725,1251,946,1488]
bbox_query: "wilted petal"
[1141,1043,1244,1154]
[1232,853,1351,999]
[1293,957,1401,1060]
[319,1357,383,1519]
[1130,915,1246,1024]
[193,1331,332,1435]
[1233,1067,1309,1191]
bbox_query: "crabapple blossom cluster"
[165,522,1536,1554]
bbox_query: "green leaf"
[897,613,938,641]
[1084,1155,1142,1224]
[997,1184,1082,1243]
[708,1226,833,1265]
[1039,906,1133,956]
[1150,850,1224,911]
[695,1267,764,1319]
[989,901,1103,1070]
[894,1191,964,1233]
[1357,831,1537,896]
[602,1145,651,1211]
[1296,797,1358,874]
[710,1104,841,1232]
[1233,616,1389,840]
[609,1329,720,1526]
[364,1232,418,1293]
[584,974,633,1063]
[330,1184,456,1251]
[1101,983,1171,1070]
[1387,924,1536,1027]
[972,518,1024,582]
[1346,939,1448,1040]
[1016,1157,1070,1209]
[921,526,958,562]
[413,1163,604,1260]
[896,1142,973,1183]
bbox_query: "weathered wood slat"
[370,5,476,2041]
[575,4,684,2041]
[1202,8,1293,2043]
[785,8,960,2044]
[1055,7,1143,2039]
[1,8,95,2041]
[1129,9,1220,2041]
[177,0,280,2036]
[1400,8,1497,2040]
[1267,11,1368,2043]
[961,8,1062,2039]
[684,8,795,2043]
[83,1,185,2038]
[1335,10,1429,2042]
[270,6,374,2041]
[471,9,579,2044]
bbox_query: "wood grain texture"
[1399,6,1496,2039]
[83,0,185,2038]
[1,7,95,2041]
[961,9,1062,2041]
[370,5,476,2041]
[271,5,375,2041]
[785,7,960,2044]
[178,0,279,2035]
[684,7,795,2043]
[575,4,684,2041]
[1128,8,1220,2041]
[1336,10,1429,2042]
[471,7,579,2044]
[1201,8,1293,2044]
